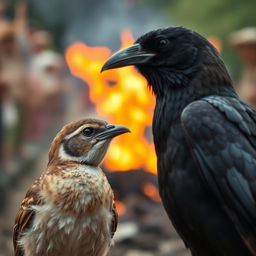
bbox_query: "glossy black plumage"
[102,27,256,256]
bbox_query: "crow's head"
[102,27,232,95]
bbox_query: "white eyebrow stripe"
[64,125,89,140]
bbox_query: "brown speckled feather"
[111,203,118,238]
[13,178,118,256]
[13,179,42,256]
[12,119,127,256]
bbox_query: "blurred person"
[25,50,67,141]
[0,62,19,213]
[0,68,19,170]
[229,27,256,106]
[0,62,9,164]
[0,0,6,19]
[13,1,68,143]
[29,30,53,54]
[13,0,53,61]
[21,8,68,141]
[0,19,26,171]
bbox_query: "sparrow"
[13,118,130,256]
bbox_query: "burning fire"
[65,30,157,174]
[142,183,161,202]
[115,200,127,216]
[208,36,222,53]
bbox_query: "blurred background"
[0,0,256,255]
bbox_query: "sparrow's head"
[101,26,232,95]
[48,119,130,166]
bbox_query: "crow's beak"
[101,43,155,72]
[96,124,130,141]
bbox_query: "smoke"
[30,0,169,49]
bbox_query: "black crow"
[101,27,256,256]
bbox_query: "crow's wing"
[181,96,256,254]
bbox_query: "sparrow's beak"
[96,124,130,141]
[101,43,155,72]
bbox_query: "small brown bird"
[13,119,130,256]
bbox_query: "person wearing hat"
[0,19,27,171]
[229,27,256,106]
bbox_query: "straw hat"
[229,27,256,46]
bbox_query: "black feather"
[104,26,256,255]
[135,27,256,255]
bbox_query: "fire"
[65,30,157,174]
[142,182,161,202]
[208,36,222,53]
[115,200,127,216]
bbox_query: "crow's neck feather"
[150,66,236,152]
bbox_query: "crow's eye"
[82,127,94,137]
[158,38,169,49]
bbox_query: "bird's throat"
[140,67,193,96]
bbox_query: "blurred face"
[236,43,256,67]
[30,31,52,53]
[0,35,16,54]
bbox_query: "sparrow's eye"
[82,127,94,137]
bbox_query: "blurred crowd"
[0,1,70,176]
[229,27,256,106]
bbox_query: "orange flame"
[65,30,157,174]
[115,200,127,216]
[142,182,161,202]
[208,36,222,53]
